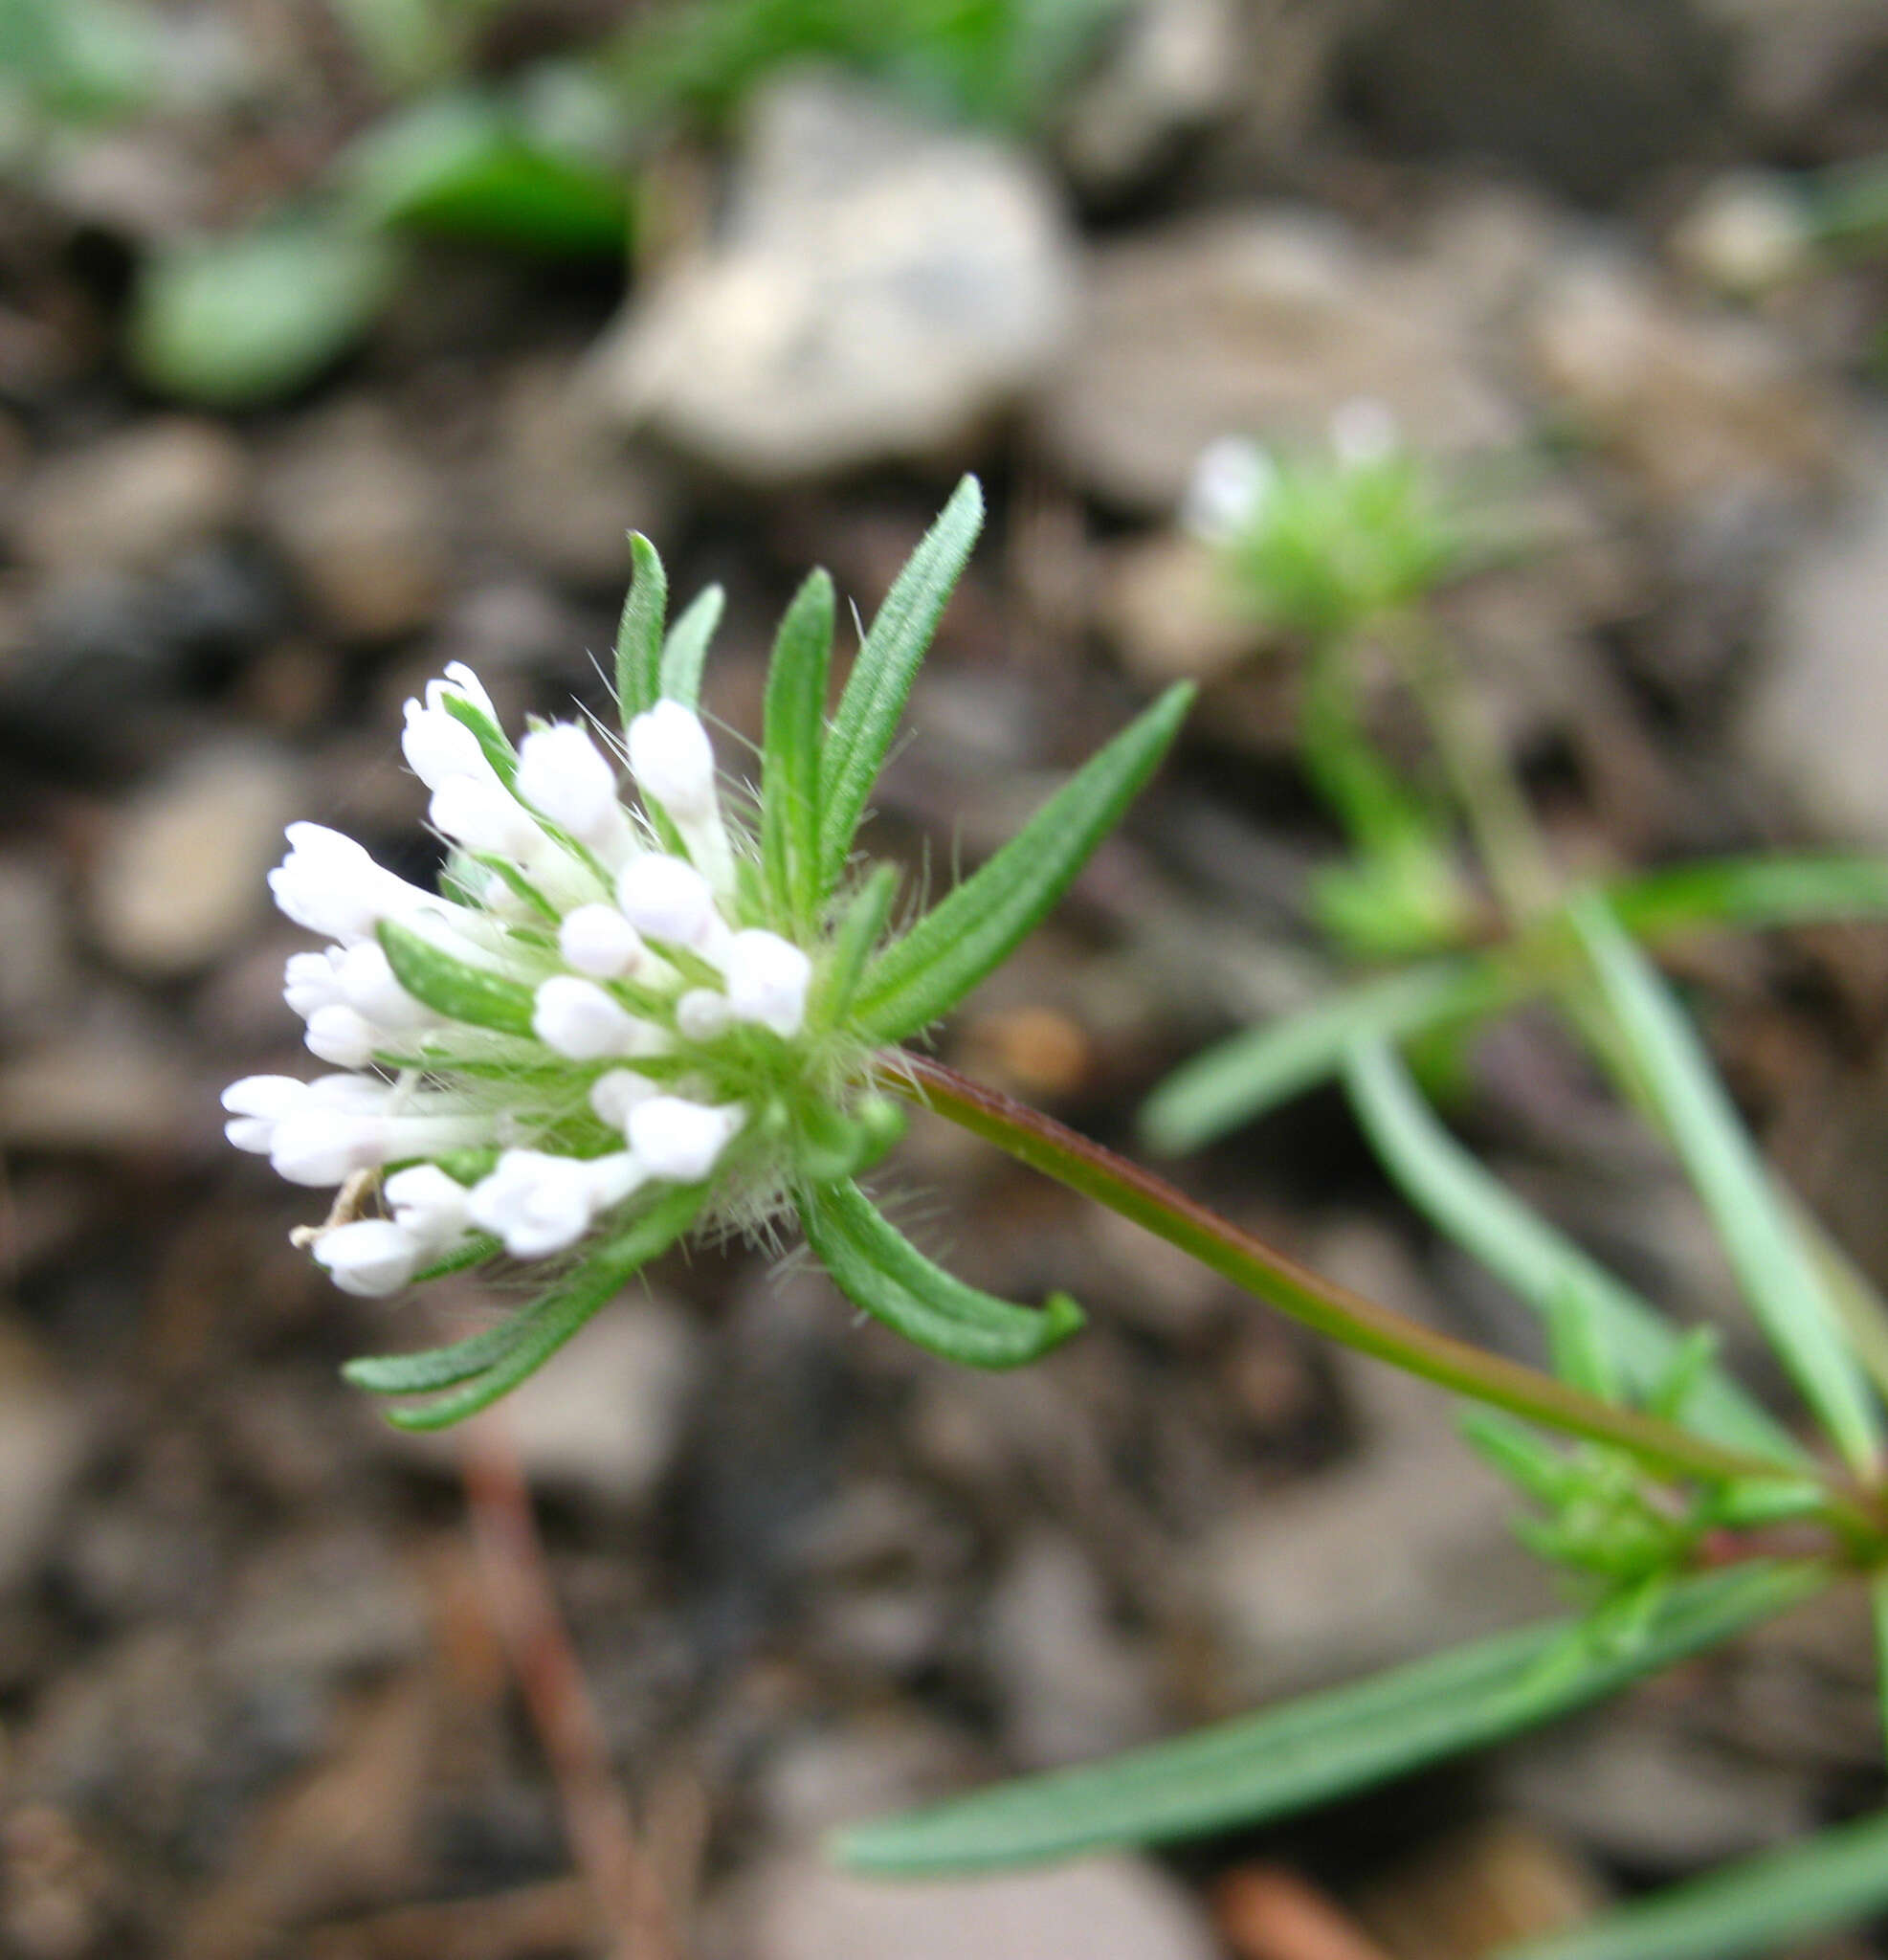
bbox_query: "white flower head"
[559,903,646,979]
[269,824,415,945]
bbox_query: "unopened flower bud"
[402,698,493,791]
[517,723,624,849]
[589,1069,658,1130]
[283,947,346,1019]
[628,701,718,822]
[723,929,811,1037]
[430,774,544,861]
[533,975,656,1060]
[675,988,730,1040]
[559,903,646,979]
[304,1003,383,1069]
[627,1096,744,1182]
[468,1149,599,1258]
[384,1163,472,1255]
[337,941,433,1031]
[315,1219,420,1297]
[615,854,718,949]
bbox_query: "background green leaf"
[1571,894,1883,1475]
[761,568,834,931]
[836,1561,1828,1876]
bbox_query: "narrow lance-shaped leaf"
[377,919,539,1036]
[378,1185,705,1430]
[658,582,724,710]
[1570,892,1883,1476]
[1342,1037,1805,1467]
[1143,955,1503,1156]
[761,568,833,931]
[811,863,900,1035]
[344,1305,533,1396]
[1497,1801,1888,1960]
[836,1560,1828,1877]
[818,475,983,883]
[440,694,520,790]
[853,683,1193,1044]
[614,532,667,723]
[797,1176,1082,1370]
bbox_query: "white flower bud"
[589,1069,658,1130]
[559,903,647,979]
[221,1075,309,1153]
[337,941,433,1031]
[627,1096,744,1183]
[283,947,346,1019]
[533,975,658,1061]
[675,988,730,1040]
[517,723,623,848]
[429,774,544,861]
[1182,436,1274,544]
[269,824,420,945]
[628,701,718,822]
[468,1149,598,1259]
[1330,396,1399,469]
[615,854,717,948]
[314,1219,421,1297]
[722,929,811,1037]
[402,698,493,791]
[426,662,497,723]
[270,1109,386,1187]
[384,1162,472,1255]
[304,1003,383,1068]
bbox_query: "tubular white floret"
[314,1219,421,1298]
[271,1103,490,1189]
[628,702,736,895]
[723,929,812,1037]
[283,947,346,1019]
[626,1096,744,1183]
[428,662,497,723]
[517,723,633,860]
[269,824,432,945]
[533,975,667,1061]
[468,1149,602,1259]
[336,941,435,1032]
[615,854,726,958]
[383,1163,473,1256]
[559,903,648,979]
[304,1003,384,1069]
[402,696,495,791]
[429,773,546,862]
[221,1075,313,1153]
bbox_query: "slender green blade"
[344,1311,527,1394]
[837,1561,1828,1877]
[382,1186,703,1429]
[440,696,519,789]
[761,568,833,931]
[797,1177,1083,1370]
[1499,1803,1888,1960]
[377,919,538,1036]
[1570,893,1883,1475]
[615,533,667,722]
[659,582,724,710]
[817,476,983,883]
[1343,1038,1804,1466]
[853,684,1192,1043]
[811,863,900,1034]
[1143,956,1504,1155]
[1611,852,1888,940]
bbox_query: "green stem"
[883,1052,1856,1497]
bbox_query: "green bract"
[224,477,1191,1422]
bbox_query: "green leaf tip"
[819,475,985,884]
[615,532,668,723]
[797,1176,1083,1370]
[854,681,1194,1043]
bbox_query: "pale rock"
[1100,529,1260,686]
[1740,436,1888,845]
[86,745,302,977]
[714,1855,1219,1960]
[261,402,447,639]
[18,418,249,575]
[1036,211,1518,513]
[0,1014,194,1154]
[0,855,74,1039]
[0,1319,93,1594]
[1523,253,1835,509]
[592,70,1077,480]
